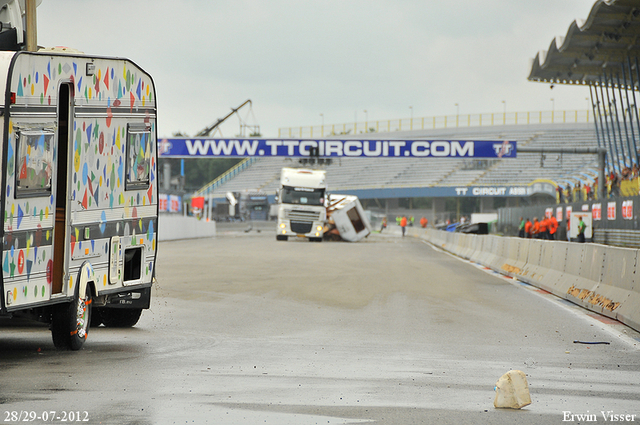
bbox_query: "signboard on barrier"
[569,212,593,240]
[453,182,555,197]
[158,138,517,159]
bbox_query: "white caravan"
[326,194,372,242]
[0,49,158,349]
[276,168,326,242]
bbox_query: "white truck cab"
[276,168,326,242]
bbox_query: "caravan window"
[125,126,151,190]
[15,130,54,197]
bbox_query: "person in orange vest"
[524,218,533,238]
[532,217,540,238]
[420,217,428,228]
[400,216,407,237]
[539,216,549,239]
[549,215,558,240]
[543,216,551,239]
[380,216,387,233]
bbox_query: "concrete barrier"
[417,230,640,333]
[449,233,462,257]
[477,236,498,269]
[616,250,640,331]
[567,244,606,310]
[530,240,555,286]
[583,246,636,321]
[468,235,485,264]
[518,239,545,285]
[538,241,569,294]
[489,237,510,273]
[499,238,522,278]
[459,234,476,260]
[513,238,531,273]
[158,215,217,241]
[426,228,447,250]
[455,233,468,258]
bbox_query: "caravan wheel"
[51,285,92,350]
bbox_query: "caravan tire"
[51,285,92,350]
[100,308,143,328]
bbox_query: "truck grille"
[285,210,321,221]
[291,221,313,234]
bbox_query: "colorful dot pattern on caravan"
[0,50,158,313]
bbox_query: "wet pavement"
[1,228,639,424]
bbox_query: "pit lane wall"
[158,215,217,241]
[411,228,640,333]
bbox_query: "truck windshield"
[281,186,325,206]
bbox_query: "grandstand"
[197,122,600,201]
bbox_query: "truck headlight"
[280,223,286,228]
[316,225,323,231]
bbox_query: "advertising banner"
[191,196,205,210]
[169,195,181,213]
[159,194,168,212]
[622,200,633,220]
[607,201,616,220]
[158,138,517,159]
[592,203,601,221]
[452,182,554,197]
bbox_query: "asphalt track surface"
[1,225,639,424]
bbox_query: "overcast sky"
[37,0,597,138]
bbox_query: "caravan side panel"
[2,52,157,311]
[0,51,15,313]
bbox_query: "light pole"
[409,106,413,129]
[502,100,506,124]
[364,109,368,128]
[551,98,555,122]
[320,113,324,136]
[455,103,459,126]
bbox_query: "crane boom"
[196,99,252,137]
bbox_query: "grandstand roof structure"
[529,0,640,85]
[529,0,640,173]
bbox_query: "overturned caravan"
[0,50,158,349]
[324,194,371,242]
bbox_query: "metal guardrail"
[278,110,592,138]
[194,157,257,196]
[594,229,640,249]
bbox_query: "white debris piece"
[494,370,532,409]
